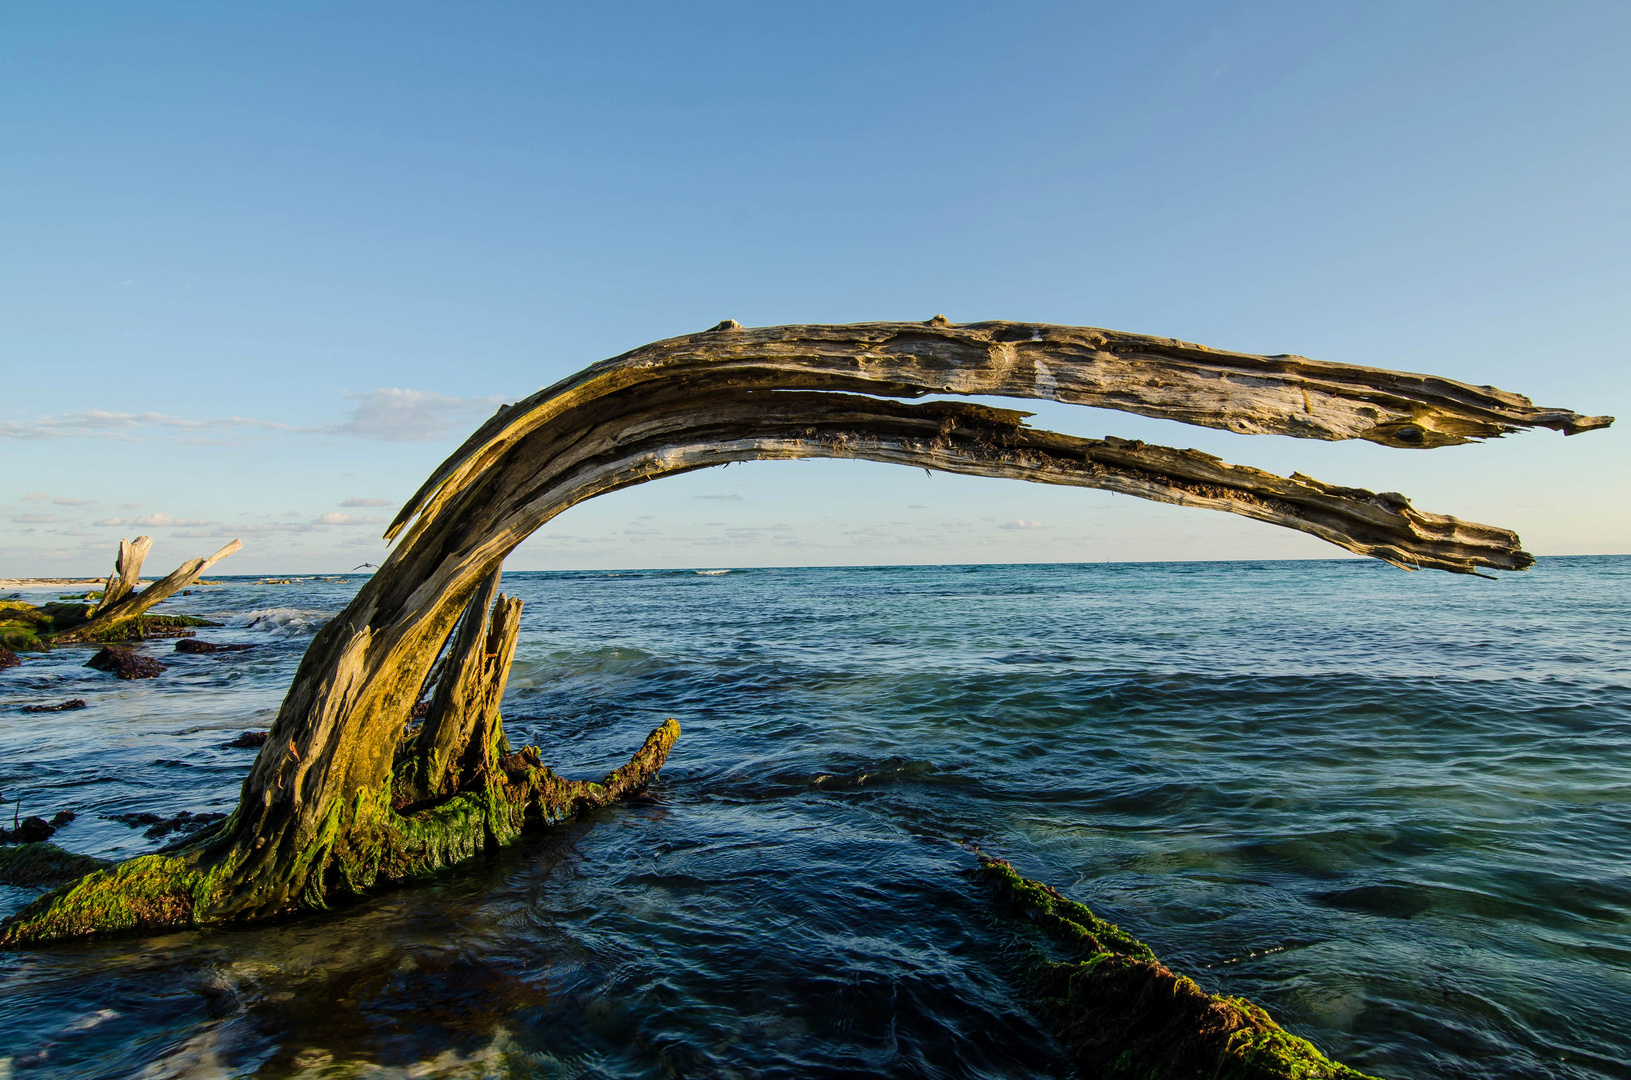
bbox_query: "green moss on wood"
[0,719,679,945]
[0,850,222,945]
[976,856,1382,1080]
[0,598,219,651]
[0,600,56,652]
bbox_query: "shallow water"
[2,558,1628,1079]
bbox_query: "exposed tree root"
[0,719,677,946]
[0,534,234,652]
[977,856,1381,1080]
[52,538,240,644]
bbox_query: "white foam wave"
[696,569,730,576]
[226,607,332,636]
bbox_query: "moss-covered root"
[975,856,1382,1080]
[336,718,683,894]
[1,720,681,947]
[0,849,219,946]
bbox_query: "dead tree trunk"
[53,539,243,644]
[2,317,1610,945]
[93,536,153,614]
[397,567,523,805]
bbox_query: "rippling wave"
[1,559,1628,1078]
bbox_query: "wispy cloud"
[21,492,93,505]
[1,410,298,441]
[693,494,744,501]
[333,389,504,442]
[340,497,393,507]
[999,519,1047,530]
[11,513,58,524]
[1,389,506,445]
[173,523,311,538]
[94,512,219,527]
[85,509,385,535]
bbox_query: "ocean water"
[1,557,1628,1079]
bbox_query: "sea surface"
[1,557,1628,1080]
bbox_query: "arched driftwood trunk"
[2,318,1610,945]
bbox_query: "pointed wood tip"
[1564,414,1614,434]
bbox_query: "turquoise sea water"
[1,557,1628,1079]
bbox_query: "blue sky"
[3,2,1626,575]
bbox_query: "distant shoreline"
[0,578,131,590]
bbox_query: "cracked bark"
[92,536,153,615]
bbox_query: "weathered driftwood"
[389,318,1611,542]
[92,536,153,614]
[2,538,230,653]
[53,539,241,644]
[977,856,1378,1079]
[1,318,1610,946]
[397,568,524,804]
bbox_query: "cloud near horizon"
[21,493,94,505]
[1,389,506,444]
[94,512,218,527]
[332,388,505,442]
[86,510,385,537]
[1,410,298,441]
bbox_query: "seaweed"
[975,856,1382,1080]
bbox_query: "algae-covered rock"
[2,817,57,844]
[976,856,1382,1080]
[86,646,165,679]
[0,600,55,652]
[223,730,269,748]
[0,646,18,669]
[175,639,255,654]
[21,699,88,713]
[0,843,112,886]
[0,596,218,651]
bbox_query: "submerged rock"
[0,809,76,845]
[1,816,57,844]
[21,699,88,713]
[0,647,18,669]
[0,842,110,886]
[223,730,269,748]
[175,639,256,654]
[86,646,164,679]
[108,809,229,840]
